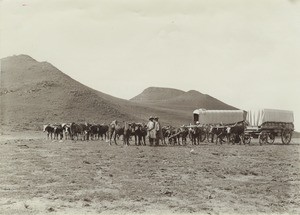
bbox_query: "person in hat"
[147,116,156,146]
[154,116,163,146]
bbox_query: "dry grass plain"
[0,132,300,215]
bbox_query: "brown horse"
[123,122,133,146]
[208,125,227,144]
[98,124,109,141]
[70,122,89,141]
[226,122,246,144]
[43,124,54,139]
[131,123,147,146]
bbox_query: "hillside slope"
[131,87,185,102]
[0,55,239,131]
[0,55,134,131]
[0,55,193,131]
[131,88,237,111]
[156,90,237,111]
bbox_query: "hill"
[131,88,237,111]
[0,54,239,131]
[0,55,191,131]
[130,87,185,102]
[0,55,134,131]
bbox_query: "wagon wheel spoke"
[267,133,275,144]
[259,131,268,145]
[281,129,292,144]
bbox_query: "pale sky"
[1,0,300,130]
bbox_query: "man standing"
[147,116,156,146]
[154,116,163,146]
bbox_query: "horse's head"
[188,127,195,135]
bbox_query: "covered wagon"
[193,109,246,125]
[244,109,294,144]
[192,109,247,144]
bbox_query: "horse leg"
[124,134,128,146]
[109,132,112,145]
[114,133,118,145]
[135,135,138,145]
[238,134,242,145]
[219,134,223,145]
[108,130,114,145]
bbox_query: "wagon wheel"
[281,129,292,144]
[199,132,206,142]
[259,131,268,145]
[243,134,251,144]
[267,133,275,144]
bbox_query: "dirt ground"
[0,132,300,215]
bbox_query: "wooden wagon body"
[244,109,294,144]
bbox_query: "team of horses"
[43,121,247,146]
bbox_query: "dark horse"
[43,124,54,139]
[226,122,246,144]
[208,125,228,144]
[131,123,147,146]
[123,122,133,146]
[188,126,206,145]
[98,124,109,141]
[53,124,63,140]
[189,126,200,145]
[70,122,89,141]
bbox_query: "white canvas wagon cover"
[193,109,245,125]
[246,109,294,126]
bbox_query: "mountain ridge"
[130,87,237,111]
[1,54,238,131]
[130,87,185,102]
